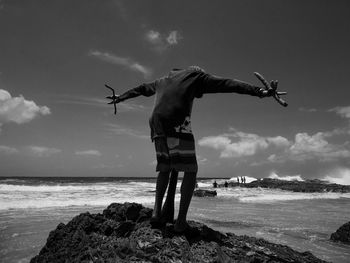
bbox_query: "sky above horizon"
[1,0,350,182]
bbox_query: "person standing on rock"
[108,66,274,232]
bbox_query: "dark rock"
[330,221,350,244]
[234,178,350,193]
[103,202,144,222]
[193,189,217,197]
[31,202,328,263]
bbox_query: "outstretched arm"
[118,82,156,102]
[199,73,270,98]
[106,82,156,114]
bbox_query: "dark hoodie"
[118,66,262,141]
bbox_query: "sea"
[0,176,349,263]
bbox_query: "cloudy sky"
[1,0,350,181]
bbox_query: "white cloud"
[267,154,279,162]
[145,30,181,52]
[75,150,102,157]
[289,132,350,161]
[198,130,290,158]
[266,136,291,147]
[329,106,350,119]
[198,136,231,150]
[166,31,180,45]
[322,127,349,137]
[28,146,61,157]
[0,145,18,154]
[146,30,161,44]
[198,128,350,164]
[89,50,152,78]
[328,106,350,135]
[0,89,50,125]
[290,132,328,155]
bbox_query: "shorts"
[154,135,198,173]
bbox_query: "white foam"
[0,195,156,210]
[197,179,216,188]
[268,172,304,181]
[215,187,350,203]
[0,181,157,210]
[323,167,350,185]
[229,176,257,183]
[126,181,156,188]
[1,178,349,210]
[0,181,156,193]
[0,184,102,192]
[197,179,230,188]
[240,192,350,202]
[197,182,212,188]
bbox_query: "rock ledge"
[230,178,350,193]
[31,202,328,263]
[330,221,350,244]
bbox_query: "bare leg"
[152,171,170,219]
[161,169,178,223]
[174,171,197,232]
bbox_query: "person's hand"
[258,80,283,98]
[106,94,122,104]
[254,72,288,107]
[105,84,120,115]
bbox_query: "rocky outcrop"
[330,221,350,244]
[31,202,327,263]
[193,189,217,197]
[233,178,350,193]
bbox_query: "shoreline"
[218,178,350,193]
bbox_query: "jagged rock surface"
[330,221,350,244]
[31,202,328,263]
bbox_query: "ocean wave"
[2,179,349,210]
[197,182,212,188]
[323,167,350,185]
[0,195,156,210]
[0,181,156,193]
[268,172,304,181]
[239,191,350,203]
[197,181,214,188]
[228,176,257,183]
[0,178,29,184]
[126,181,156,188]
[0,180,157,210]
